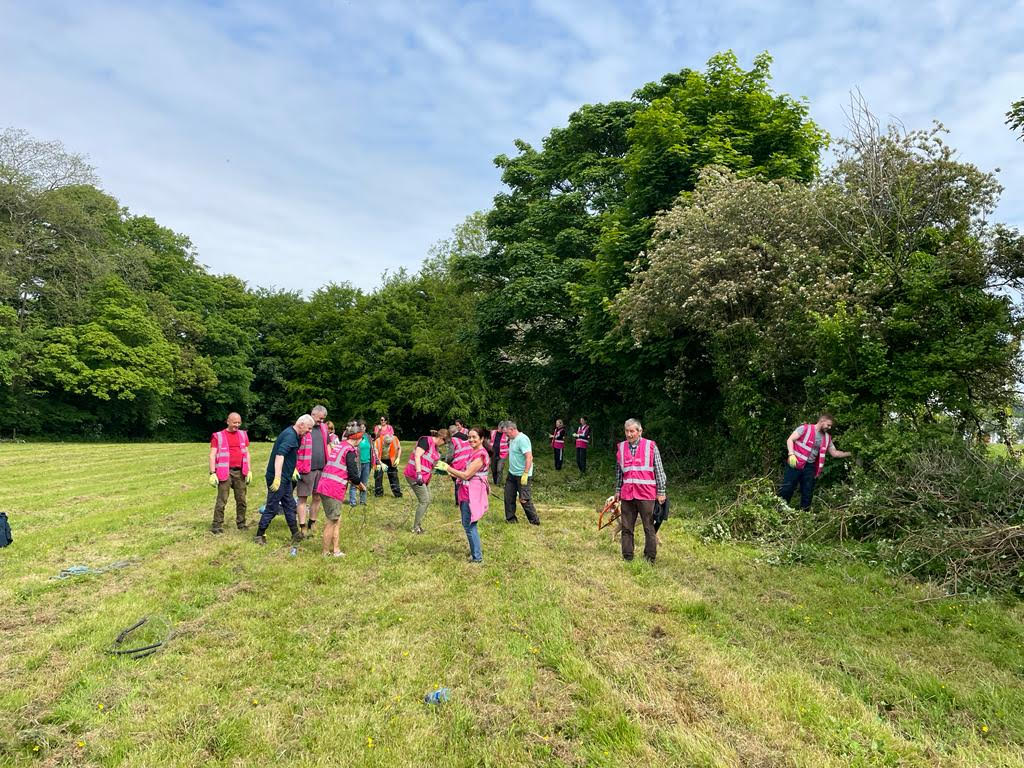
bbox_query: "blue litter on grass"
[424,687,450,705]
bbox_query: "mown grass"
[1,442,1023,767]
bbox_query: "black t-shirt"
[416,437,432,452]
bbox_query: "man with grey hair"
[503,421,540,525]
[296,404,331,535]
[614,418,667,563]
[255,414,314,546]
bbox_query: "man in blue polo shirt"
[255,414,314,546]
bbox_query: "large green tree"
[466,52,827,451]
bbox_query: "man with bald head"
[208,412,252,534]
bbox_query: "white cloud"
[1,0,1021,293]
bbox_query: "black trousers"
[553,447,564,470]
[620,498,656,562]
[779,462,816,509]
[374,461,403,497]
[504,474,540,524]
[576,446,588,472]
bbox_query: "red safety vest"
[212,429,250,481]
[575,424,590,449]
[550,426,565,449]
[617,437,658,501]
[316,441,356,501]
[791,423,831,478]
[404,436,440,485]
[297,423,330,474]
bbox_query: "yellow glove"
[270,476,281,492]
[521,473,529,486]
[291,469,300,483]
[208,473,219,487]
[434,460,449,472]
[788,455,798,468]
[246,471,252,484]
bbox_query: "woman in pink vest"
[375,416,395,439]
[438,426,490,564]
[316,423,365,557]
[207,412,252,533]
[780,412,851,510]
[573,417,591,473]
[614,418,666,563]
[548,419,566,471]
[403,427,450,534]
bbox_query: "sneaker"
[412,525,424,534]
[210,528,223,535]
[470,559,483,565]
[529,519,541,526]
[237,524,249,531]
[506,517,519,524]
[332,550,346,558]
[253,534,267,546]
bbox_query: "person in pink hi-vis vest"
[779,412,852,510]
[207,412,252,533]
[438,425,491,564]
[296,404,331,536]
[614,418,666,563]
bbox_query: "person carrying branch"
[779,412,852,510]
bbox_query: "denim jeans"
[779,462,817,510]
[460,500,482,562]
[348,462,371,505]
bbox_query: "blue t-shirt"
[265,427,301,482]
[508,433,533,477]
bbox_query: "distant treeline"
[3,52,1023,477]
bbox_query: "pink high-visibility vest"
[490,431,509,459]
[212,429,250,481]
[450,436,472,471]
[457,446,491,504]
[297,423,330,474]
[551,426,565,449]
[791,423,831,478]
[618,437,658,501]
[575,424,590,449]
[379,424,395,438]
[316,442,356,501]
[404,436,440,485]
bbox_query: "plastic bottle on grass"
[424,687,450,705]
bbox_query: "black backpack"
[0,512,11,547]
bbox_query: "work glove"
[521,474,529,486]
[291,469,300,483]
[434,460,450,473]
[416,471,425,485]
[208,473,219,488]
[270,476,281,492]
[246,471,253,484]
[788,455,798,469]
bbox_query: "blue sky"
[3,0,1023,292]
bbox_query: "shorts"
[321,495,343,521]
[296,469,323,497]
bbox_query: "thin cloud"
[2,0,1021,292]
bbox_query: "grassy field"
[2,442,1024,767]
